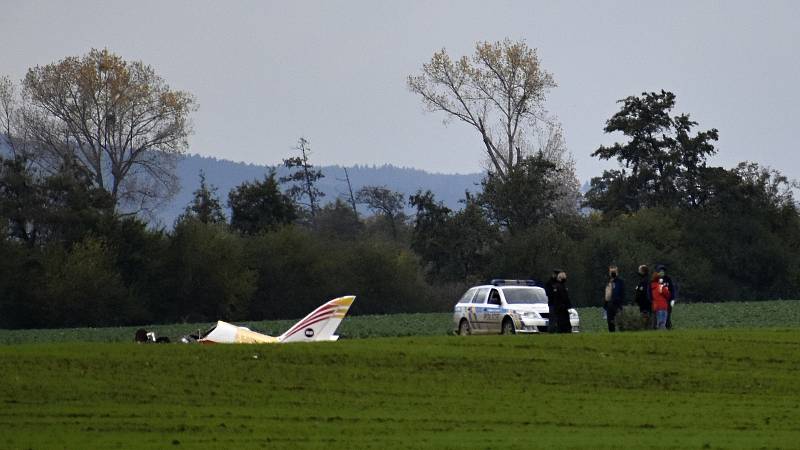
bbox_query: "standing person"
[655,265,677,329]
[634,265,652,328]
[553,271,573,333]
[543,269,561,333]
[651,271,671,330]
[603,265,625,332]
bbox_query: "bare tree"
[535,122,582,216]
[356,185,405,239]
[0,76,30,159]
[408,39,557,181]
[17,48,195,214]
[280,137,325,224]
[341,167,358,219]
[0,76,14,148]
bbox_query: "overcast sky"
[2,0,798,182]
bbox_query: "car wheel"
[458,319,471,336]
[501,318,515,335]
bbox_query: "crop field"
[1,300,799,448]
[1,329,800,449]
[0,299,798,344]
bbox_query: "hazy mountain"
[0,135,483,227]
[152,154,484,227]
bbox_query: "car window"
[487,289,501,305]
[502,287,548,304]
[472,288,490,304]
[457,288,477,305]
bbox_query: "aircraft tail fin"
[278,296,355,343]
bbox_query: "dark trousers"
[548,304,557,333]
[639,308,652,328]
[666,303,673,329]
[556,309,571,333]
[606,304,620,332]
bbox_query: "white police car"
[453,279,580,335]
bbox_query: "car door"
[479,288,503,334]
[470,288,490,333]
[454,288,477,327]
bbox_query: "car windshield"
[502,287,547,304]
[457,288,476,304]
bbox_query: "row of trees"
[0,133,458,328]
[406,54,800,304]
[1,43,799,329]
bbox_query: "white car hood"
[506,303,550,313]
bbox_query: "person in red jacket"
[650,272,671,330]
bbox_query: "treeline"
[2,92,799,330]
[0,163,448,328]
[2,46,800,330]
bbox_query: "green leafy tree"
[99,217,168,323]
[409,190,452,276]
[680,163,800,300]
[315,198,363,240]
[478,153,562,234]
[489,219,584,288]
[586,90,719,214]
[244,227,435,320]
[40,237,132,327]
[446,199,500,282]
[228,170,296,235]
[334,239,432,314]
[0,236,38,328]
[180,170,225,225]
[0,156,114,247]
[577,209,686,306]
[410,190,499,282]
[0,157,42,245]
[244,226,333,320]
[163,219,256,322]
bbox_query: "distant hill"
[0,136,484,227]
[153,154,484,227]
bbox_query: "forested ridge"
[164,154,483,226]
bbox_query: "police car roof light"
[491,279,537,286]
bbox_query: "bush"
[41,238,133,327]
[615,306,650,332]
[162,219,256,322]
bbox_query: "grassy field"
[1,329,799,449]
[0,299,798,344]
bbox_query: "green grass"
[0,300,798,344]
[1,329,799,448]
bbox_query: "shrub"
[615,306,650,331]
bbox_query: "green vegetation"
[1,329,798,449]
[1,300,797,345]
[3,45,800,332]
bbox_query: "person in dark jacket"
[543,269,561,333]
[634,265,652,327]
[655,264,677,329]
[603,265,625,332]
[553,271,572,333]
